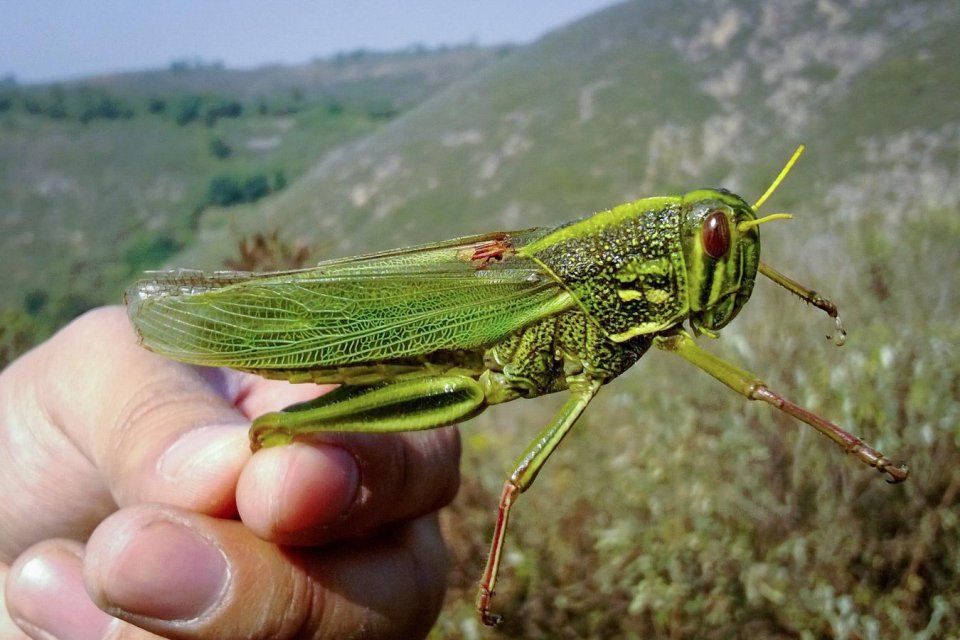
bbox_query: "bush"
[0,311,36,370]
[46,86,68,119]
[147,97,166,114]
[23,289,49,316]
[175,95,202,126]
[23,98,42,115]
[204,99,243,126]
[123,233,182,273]
[207,174,244,207]
[240,174,270,202]
[209,137,233,159]
[79,93,134,124]
[19,92,76,120]
[206,172,277,207]
[46,102,68,120]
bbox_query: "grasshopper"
[126,146,908,625]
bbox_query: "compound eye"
[702,210,730,259]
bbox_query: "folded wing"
[126,230,574,370]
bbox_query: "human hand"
[1,307,460,639]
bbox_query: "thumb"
[82,504,449,639]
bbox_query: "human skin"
[0,306,461,639]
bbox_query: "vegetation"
[206,172,279,207]
[2,1,958,636]
[223,230,316,272]
[208,136,233,159]
[229,207,959,639]
[0,311,37,369]
[0,44,500,342]
[421,209,959,639]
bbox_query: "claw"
[826,314,847,347]
[476,587,503,626]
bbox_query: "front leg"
[476,375,601,626]
[655,331,908,483]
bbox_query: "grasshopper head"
[679,146,806,337]
[679,189,761,335]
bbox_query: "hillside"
[168,2,957,637]
[3,1,959,637]
[179,0,959,270]
[0,45,504,337]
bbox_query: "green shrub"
[207,174,244,206]
[206,173,276,207]
[0,311,36,370]
[23,289,48,316]
[240,174,270,202]
[122,233,182,273]
[209,137,233,159]
[175,95,202,126]
[22,97,42,115]
[79,93,134,124]
[204,99,243,126]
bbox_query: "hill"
[3,1,959,636]
[0,45,505,336]
[178,0,959,269]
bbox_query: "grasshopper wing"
[126,230,574,370]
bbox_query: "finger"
[0,561,32,640]
[4,539,165,640]
[82,504,448,640]
[44,307,256,511]
[237,426,461,546]
[0,306,326,558]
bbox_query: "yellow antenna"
[737,213,793,233]
[753,145,805,211]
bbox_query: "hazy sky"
[2,1,617,83]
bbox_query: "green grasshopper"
[126,146,908,625]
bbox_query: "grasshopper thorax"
[679,189,760,335]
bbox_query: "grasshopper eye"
[702,210,730,259]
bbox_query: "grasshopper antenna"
[753,144,805,211]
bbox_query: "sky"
[1,0,618,83]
